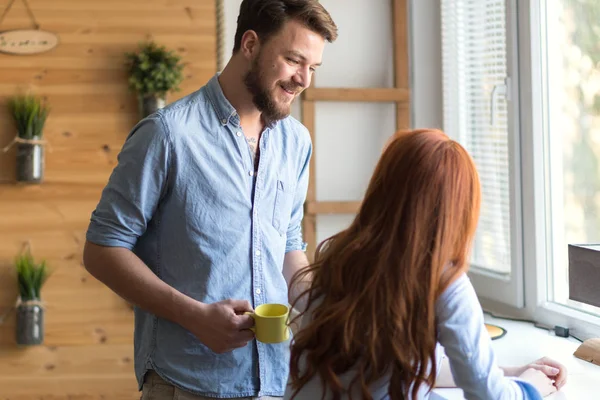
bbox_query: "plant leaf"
[13,248,49,301]
[7,94,50,140]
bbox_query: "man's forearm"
[282,249,311,311]
[83,241,202,329]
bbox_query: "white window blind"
[441,0,511,274]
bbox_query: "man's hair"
[233,0,338,53]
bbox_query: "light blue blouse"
[283,274,542,400]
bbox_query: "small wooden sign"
[0,29,58,55]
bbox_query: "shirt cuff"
[511,378,544,400]
[285,240,307,253]
[86,223,137,250]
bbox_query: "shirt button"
[255,288,261,294]
[249,170,254,177]
[255,250,261,256]
[221,119,227,124]
[236,131,242,137]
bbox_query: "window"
[416,0,600,336]
[540,0,600,317]
[440,0,524,307]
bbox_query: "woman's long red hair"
[289,129,481,400]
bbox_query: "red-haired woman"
[285,129,566,400]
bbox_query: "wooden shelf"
[303,87,409,103]
[305,200,361,215]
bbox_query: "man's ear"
[240,30,260,60]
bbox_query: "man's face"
[244,19,325,125]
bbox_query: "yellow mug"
[245,303,290,344]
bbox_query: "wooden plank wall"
[0,0,216,398]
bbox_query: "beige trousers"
[141,370,282,400]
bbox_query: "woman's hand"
[504,357,567,390]
[518,368,557,397]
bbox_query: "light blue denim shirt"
[86,74,311,398]
[284,274,543,400]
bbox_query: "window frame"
[520,0,600,339]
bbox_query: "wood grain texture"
[0,0,216,398]
[305,201,361,215]
[304,87,410,103]
[393,0,410,129]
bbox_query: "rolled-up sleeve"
[86,114,171,250]
[436,274,542,400]
[285,137,312,253]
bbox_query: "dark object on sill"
[554,325,570,338]
[568,244,600,308]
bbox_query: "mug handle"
[244,311,256,333]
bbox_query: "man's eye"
[287,58,299,64]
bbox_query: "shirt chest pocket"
[272,179,295,235]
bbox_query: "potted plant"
[7,94,50,184]
[14,247,50,345]
[125,40,185,118]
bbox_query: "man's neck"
[218,61,263,133]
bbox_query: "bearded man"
[83,1,337,399]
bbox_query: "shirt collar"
[205,73,239,126]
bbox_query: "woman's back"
[286,130,554,400]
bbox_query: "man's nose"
[293,67,310,89]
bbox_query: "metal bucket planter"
[16,301,44,346]
[16,137,44,184]
[138,95,166,119]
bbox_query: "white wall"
[223,0,243,61]
[222,0,432,243]
[409,0,443,129]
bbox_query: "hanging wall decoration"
[125,41,185,119]
[0,0,58,55]
[2,94,50,184]
[14,241,50,346]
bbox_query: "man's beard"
[244,58,299,126]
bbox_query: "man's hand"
[183,299,255,354]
